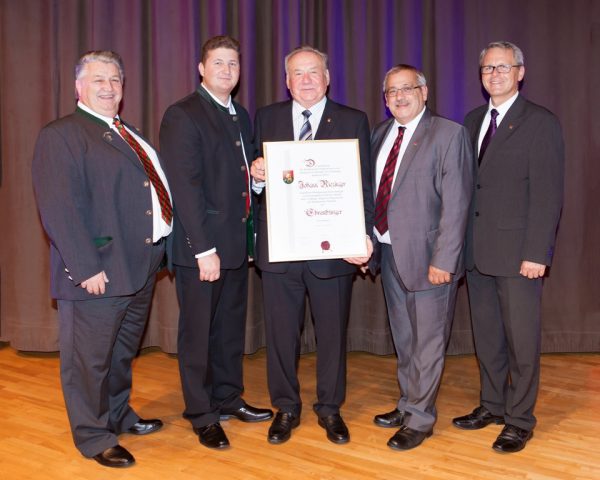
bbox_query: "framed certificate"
[264,139,367,262]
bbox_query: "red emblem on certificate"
[282,170,294,184]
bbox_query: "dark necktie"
[113,118,173,225]
[478,108,499,165]
[299,110,313,140]
[374,126,405,235]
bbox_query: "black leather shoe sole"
[220,407,273,423]
[92,445,135,468]
[268,414,300,444]
[318,416,350,444]
[127,419,164,435]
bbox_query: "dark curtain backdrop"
[1,0,598,354]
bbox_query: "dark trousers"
[466,267,542,431]
[57,241,165,458]
[175,259,248,428]
[381,244,458,432]
[262,262,352,418]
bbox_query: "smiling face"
[199,47,240,102]
[75,61,123,117]
[384,69,428,125]
[480,47,525,106]
[286,51,330,108]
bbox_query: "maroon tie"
[113,118,173,225]
[478,108,499,165]
[374,126,405,235]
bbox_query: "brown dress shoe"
[387,425,432,451]
[92,445,135,468]
[318,414,350,444]
[452,405,504,430]
[373,409,406,428]
[492,424,533,453]
[268,411,300,444]
[194,423,230,449]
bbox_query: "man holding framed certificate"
[251,46,373,445]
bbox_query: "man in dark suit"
[452,41,564,453]
[369,65,473,450]
[32,51,169,468]
[159,35,272,450]
[250,46,372,445]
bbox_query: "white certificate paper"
[264,139,366,262]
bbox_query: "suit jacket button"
[143,181,150,187]
[242,217,247,223]
[475,211,480,217]
[235,140,241,147]
[232,116,238,122]
[145,238,152,244]
[241,165,246,171]
[146,210,152,216]
[476,184,481,189]
[242,192,248,197]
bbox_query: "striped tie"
[374,126,405,235]
[299,110,313,140]
[113,118,173,225]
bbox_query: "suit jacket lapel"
[314,100,335,139]
[371,118,395,197]
[389,109,432,199]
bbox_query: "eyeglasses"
[384,86,422,98]
[480,64,522,74]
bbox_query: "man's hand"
[81,271,109,295]
[428,265,452,285]
[197,253,221,282]
[344,236,373,273]
[520,260,546,279]
[251,157,266,182]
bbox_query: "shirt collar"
[394,106,426,131]
[201,83,235,114]
[292,96,327,117]
[77,101,116,126]
[488,91,519,117]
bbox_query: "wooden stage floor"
[0,344,598,479]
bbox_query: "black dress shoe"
[220,402,274,422]
[92,445,135,468]
[318,414,350,444]
[268,411,300,444]
[373,409,406,428]
[387,425,433,451]
[127,418,163,435]
[452,405,504,430]
[492,424,533,453]
[193,423,230,449]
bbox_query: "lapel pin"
[103,131,113,142]
[509,124,514,130]
[327,117,331,123]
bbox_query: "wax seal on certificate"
[321,240,330,251]
[282,170,294,184]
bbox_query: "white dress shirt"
[78,102,172,243]
[373,107,426,244]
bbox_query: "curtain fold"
[1,0,598,354]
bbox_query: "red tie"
[374,126,405,235]
[113,119,173,225]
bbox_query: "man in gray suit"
[369,64,473,450]
[32,51,170,468]
[452,41,564,453]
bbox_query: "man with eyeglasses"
[452,41,564,453]
[369,64,473,450]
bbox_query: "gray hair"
[479,41,524,66]
[284,45,328,74]
[75,50,124,80]
[382,64,427,92]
